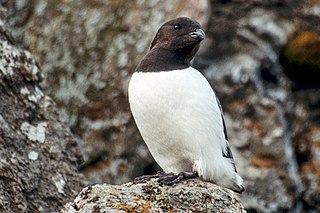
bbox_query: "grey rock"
[0,9,86,213]
[61,179,246,213]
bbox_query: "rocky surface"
[200,1,320,212]
[0,9,86,213]
[4,0,320,212]
[61,179,246,213]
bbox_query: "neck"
[136,48,191,72]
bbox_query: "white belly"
[128,67,233,181]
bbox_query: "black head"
[150,17,205,62]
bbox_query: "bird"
[128,17,244,193]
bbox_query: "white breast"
[128,67,237,186]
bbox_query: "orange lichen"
[300,161,320,192]
[142,201,152,213]
[226,100,242,111]
[251,154,276,168]
[113,198,155,212]
[117,162,127,176]
[301,161,320,175]
[115,203,134,212]
[283,31,320,67]
[132,196,140,201]
[243,119,264,132]
[306,0,320,4]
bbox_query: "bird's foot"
[133,171,198,185]
[133,171,165,184]
[158,171,198,186]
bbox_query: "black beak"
[189,28,205,40]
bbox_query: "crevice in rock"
[253,62,305,212]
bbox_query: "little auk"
[128,17,244,193]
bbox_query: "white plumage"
[128,67,243,192]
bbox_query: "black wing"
[215,96,237,172]
[216,96,228,141]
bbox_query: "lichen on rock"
[0,10,86,213]
[61,179,246,213]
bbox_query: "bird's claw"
[133,171,198,185]
[133,171,165,184]
[158,171,198,185]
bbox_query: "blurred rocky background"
[0,5,86,212]
[2,0,320,212]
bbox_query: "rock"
[61,179,246,213]
[291,90,320,212]
[5,0,209,185]
[200,1,320,212]
[0,9,86,213]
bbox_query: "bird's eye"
[173,24,182,30]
